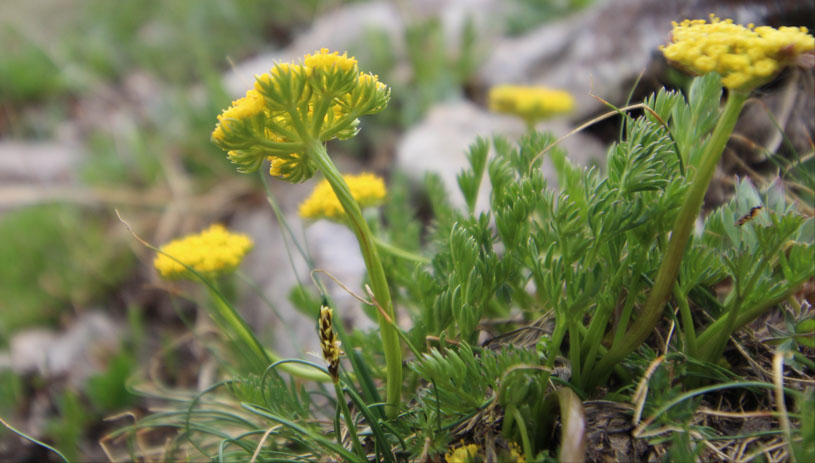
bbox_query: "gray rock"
[476,0,809,118]
[0,141,80,184]
[1,311,121,388]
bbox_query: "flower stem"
[334,382,366,460]
[208,287,271,370]
[696,278,808,355]
[373,235,430,264]
[307,139,402,417]
[590,90,749,388]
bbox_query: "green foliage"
[407,344,548,457]
[63,0,323,84]
[0,205,133,344]
[378,172,426,328]
[397,73,812,404]
[105,69,813,462]
[503,0,594,36]
[355,15,480,127]
[0,371,23,423]
[0,25,65,103]
[665,73,722,167]
[793,391,815,462]
[288,284,323,319]
[85,351,137,412]
[81,131,163,187]
[228,372,313,421]
[411,345,537,415]
[45,389,92,463]
[456,137,489,215]
[695,178,814,360]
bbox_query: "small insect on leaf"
[736,206,763,227]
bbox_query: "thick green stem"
[590,91,749,388]
[307,139,402,417]
[696,279,807,350]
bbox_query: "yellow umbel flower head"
[299,172,386,221]
[211,49,390,182]
[212,89,266,143]
[661,15,815,90]
[153,224,253,280]
[305,48,358,72]
[445,444,481,463]
[488,85,575,124]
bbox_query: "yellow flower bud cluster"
[445,444,480,463]
[444,442,524,463]
[299,172,387,221]
[488,85,575,124]
[661,15,815,90]
[267,154,299,177]
[153,224,253,280]
[304,49,357,73]
[211,48,390,182]
[212,90,266,143]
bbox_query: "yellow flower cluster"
[358,71,387,92]
[661,15,815,90]
[444,443,524,463]
[153,224,253,280]
[212,89,266,142]
[445,444,480,463]
[488,85,575,123]
[304,48,358,72]
[267,154,299,177]
[211,48,390,181]
[299,172,387,221]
